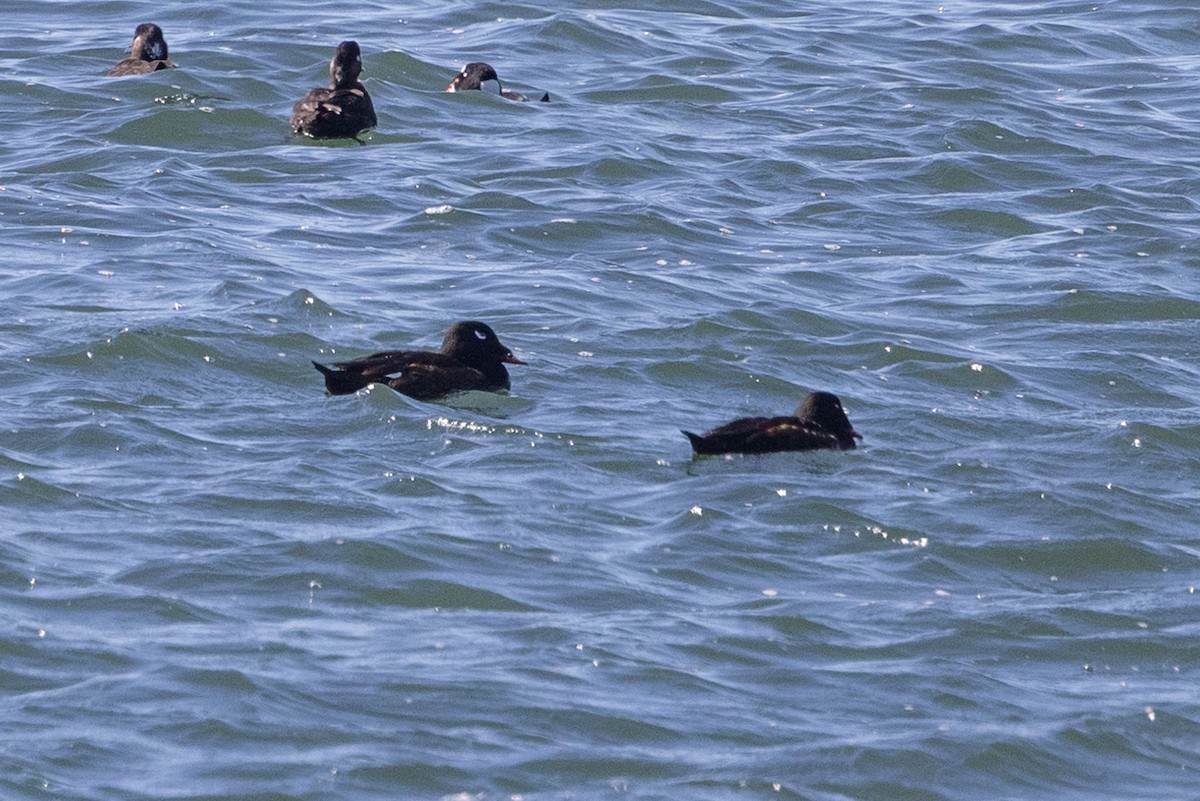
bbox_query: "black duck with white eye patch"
[312,321,527,400]
[445,62,550,102]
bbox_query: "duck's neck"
[477,361,511,389]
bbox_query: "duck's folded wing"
[690,415,838,454]
[343,87,377,127]
[384,364,488,401]
[291,87,376,135]
[315,350,449,395]
[333,350,454,376]
[747,418,839,452]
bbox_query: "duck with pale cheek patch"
[313,321,527,400]
[290,40,377,140]
[683,392,863,456]
[107,23,174,76]
[446,62,550,102]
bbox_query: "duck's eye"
[474,329,489,341]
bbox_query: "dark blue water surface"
[3,2,1200,799]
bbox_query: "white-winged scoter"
[683,391,862,455]
[313,321,526,400]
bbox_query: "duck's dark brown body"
[683,392,861,455]
[313,321,524,400]
[290,41,377,139]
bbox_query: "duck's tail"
[681,430,706,453]
[312,361,370,396]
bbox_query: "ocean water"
[2,1,1199,799]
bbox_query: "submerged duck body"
[290,41,377,139]
[683,391,862,456]
[445,62,549,102]
[107,23,174,76]
[313,321,525,400]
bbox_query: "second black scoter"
[313,321,526,400]
[683,391,862,455]
[107,23,174,76]
[445,62,549,102]
[290,41,377,140]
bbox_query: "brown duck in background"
[107,23,174,76]
[683,392,862,455]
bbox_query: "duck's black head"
[795,391,862,448]
[446,62,500,93]
[329,41,363,89]
[130,23,168,62]
[443,321,526,368]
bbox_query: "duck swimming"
[445,62,549,102]
[313,321,526,400]
[683,392,862,455]
[290,41,377,140]
[107,23,174,76]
